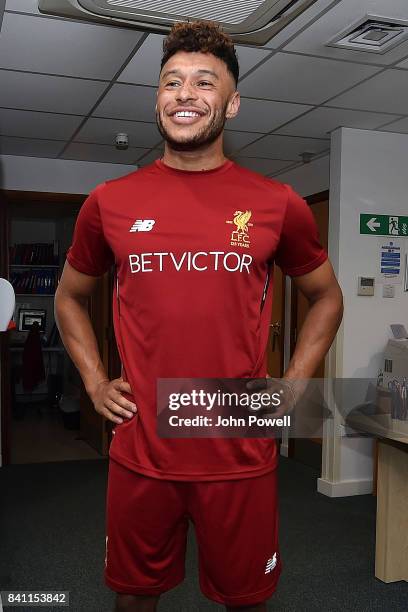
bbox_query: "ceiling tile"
[119,36,273,87]
[377,117,408,134]
[136,149,163,166]
[119,34,164,85]
[239,52,380,104]
[283,0,408,66]
[0,70,107,114]
[396,58,408,69]
[238,134,329,161]
[274,106,402,138]
[223,130,263,155]
[235,45,272,78]
[75,117,161,148]
[0,13,142,80]
[0,136,63,157]
[5,0,40,15]
[61,142,147,164]
[232,157,295,176]
[226,98,312,133]
[260,0,338,49]
[0,108,83,140]
[94,83,157,122]
[326,70,408,114]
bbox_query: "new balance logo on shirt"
[265,552,277,574]
[130,219,156,232]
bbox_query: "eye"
[166,81,180,87]
[198,81,212,87]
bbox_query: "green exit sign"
[360,214,408,236]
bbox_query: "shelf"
[10,264,59,268]
[10,346,65,352]
[11,346,64,352]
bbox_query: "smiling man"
[55,20,343,612]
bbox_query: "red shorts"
[104,459,282,607]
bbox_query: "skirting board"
[317,477,373,497]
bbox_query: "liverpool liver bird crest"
[233,210,252,233]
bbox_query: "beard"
[156,102,228,151]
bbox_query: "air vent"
[38,0,318,45]
[328,15,408,54]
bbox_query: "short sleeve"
[66,185,114,276]
[274,183,328,276]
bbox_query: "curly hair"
[161,20,239,87]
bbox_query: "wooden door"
[267,264,285,377]
[290,196,329,468]
[291,199,328,376]
[79,270,111,456]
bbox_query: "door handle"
[270,321,281,351]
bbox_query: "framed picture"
[18,308,47,333]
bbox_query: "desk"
[346,411,408,583]
[10,345,65,409]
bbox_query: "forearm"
[284,290,343,381]
[54,289,108,397]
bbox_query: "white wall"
[335,128,408,377]
[0,155,136,194]
[319,127,408,496]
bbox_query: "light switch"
[383,284,395,298]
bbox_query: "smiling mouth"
[169,110,206,124]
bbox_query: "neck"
[161,137,227,172]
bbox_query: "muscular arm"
[54,261,137,423]
[284,258,343,381]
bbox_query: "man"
[55,20,343,612]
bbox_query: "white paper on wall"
[377,237,405,285]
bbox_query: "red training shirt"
[67,158,328,481]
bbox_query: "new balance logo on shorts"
[130,219,155,232]
[264,552,277,574]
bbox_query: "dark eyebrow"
[161,69,219,81]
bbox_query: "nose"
[176,81,198,102]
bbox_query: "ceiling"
[1,0,408,177]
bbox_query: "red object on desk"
[22,322,45,392]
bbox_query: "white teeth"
[174,111,200,117]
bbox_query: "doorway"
[1,191,110,466]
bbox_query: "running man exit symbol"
[360,214,408,236]
[389,217,399,235]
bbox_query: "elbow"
[54,286,66,330]
[337,290,344,326]
[328,283,344,332]
[54,286,87,326]
[310,282,344,326]
[335,282,344,320]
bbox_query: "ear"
[225,90,240,120]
